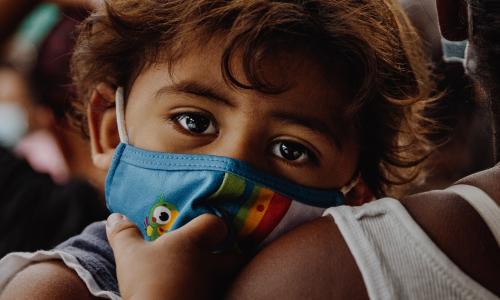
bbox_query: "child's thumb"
[106,213,143,251]
[175,214,228,250]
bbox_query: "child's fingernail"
[106,213,125,228]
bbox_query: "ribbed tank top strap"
[446,184,500,246]
[323,199,401,299]
[323,198,499,300]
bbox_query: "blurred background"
[0,0,107,257]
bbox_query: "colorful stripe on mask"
[209,173,292,247]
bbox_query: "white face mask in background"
[0,102,28,148]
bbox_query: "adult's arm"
[0,214,240,300]
[0,261,95,300]
[226,165,500,299]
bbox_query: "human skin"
[102,169,500,299]
[106,213,243,300]
[225,187,500,299]
[105,170,500,299]
[109,1,498,298]
[89,44,359,189]
[2,2,499,300]
[0,212,241,300]
[0,38,360,299]
[225,0,500,298]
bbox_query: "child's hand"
[106,213,243,300]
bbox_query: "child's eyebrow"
[155,80,235,107]
[271,111,342,149]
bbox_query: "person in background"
[401,0,494,192]
[1,4,104,188]
[0,2,107,258]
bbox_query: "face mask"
[0,102,28,148]
[441,38,467,63]
[441,38,479,80]
[105,87,357,249]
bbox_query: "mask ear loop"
[115,87,129,144]
[340,173,360,195]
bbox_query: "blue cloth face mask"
[105,87,357,249]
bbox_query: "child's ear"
[88,83,121,170]
[436,0,468,41]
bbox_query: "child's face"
[90,42,359,189]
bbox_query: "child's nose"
[212,133,268,172]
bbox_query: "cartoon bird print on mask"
[144,195,179,240]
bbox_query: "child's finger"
[173,214,228,250]
[106,213,143,251]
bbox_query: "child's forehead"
[126,40,355,151]
[148,39,350,112]
[129,64,349,154]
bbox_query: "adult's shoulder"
[226,215,368,299]
[227,165,500,299]
[455,162,500,204]
[401,164,500,295]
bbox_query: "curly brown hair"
[70,0,437,197]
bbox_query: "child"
[0,0,435,298]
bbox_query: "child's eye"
[153,205,172,225]
[271,140,312,164]
[174,113,217,135]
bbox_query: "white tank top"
[324,184,500,300]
